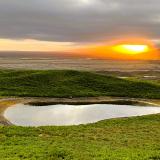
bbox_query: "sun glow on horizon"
[112,44,150,55]
[74,38,159,60]
[0,37,159,60]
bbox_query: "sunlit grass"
[0,114,160,159]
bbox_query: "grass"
[0,69,160,159]
[0,114,160,160]
[0,70,159,99]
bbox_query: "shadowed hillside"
[0,70,159,98]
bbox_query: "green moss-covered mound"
[0,70,159,98]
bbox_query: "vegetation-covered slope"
[0,70,159,98]
[0,114,160,160]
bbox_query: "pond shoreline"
[0,96,160,126]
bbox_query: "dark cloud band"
[0,0,160,42]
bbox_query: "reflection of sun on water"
[112,44,150,54]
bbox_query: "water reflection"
[4,104,160,126]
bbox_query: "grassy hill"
[0,70,160,159]
[0,70,159,98]
[0,114,160,159]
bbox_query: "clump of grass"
[0,70,159,98]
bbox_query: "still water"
[4,103,160,126]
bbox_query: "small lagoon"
[4,103,160,126]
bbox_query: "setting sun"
[74,38,159,60]
[112,44,150,54]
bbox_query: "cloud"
[0,0,160,43]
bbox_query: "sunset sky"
[0,0,160,59]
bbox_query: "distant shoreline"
[0,57,159,72]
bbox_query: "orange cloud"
[0,39,75,52]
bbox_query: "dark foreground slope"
[0,70,159,98]
[0,114,160,160]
